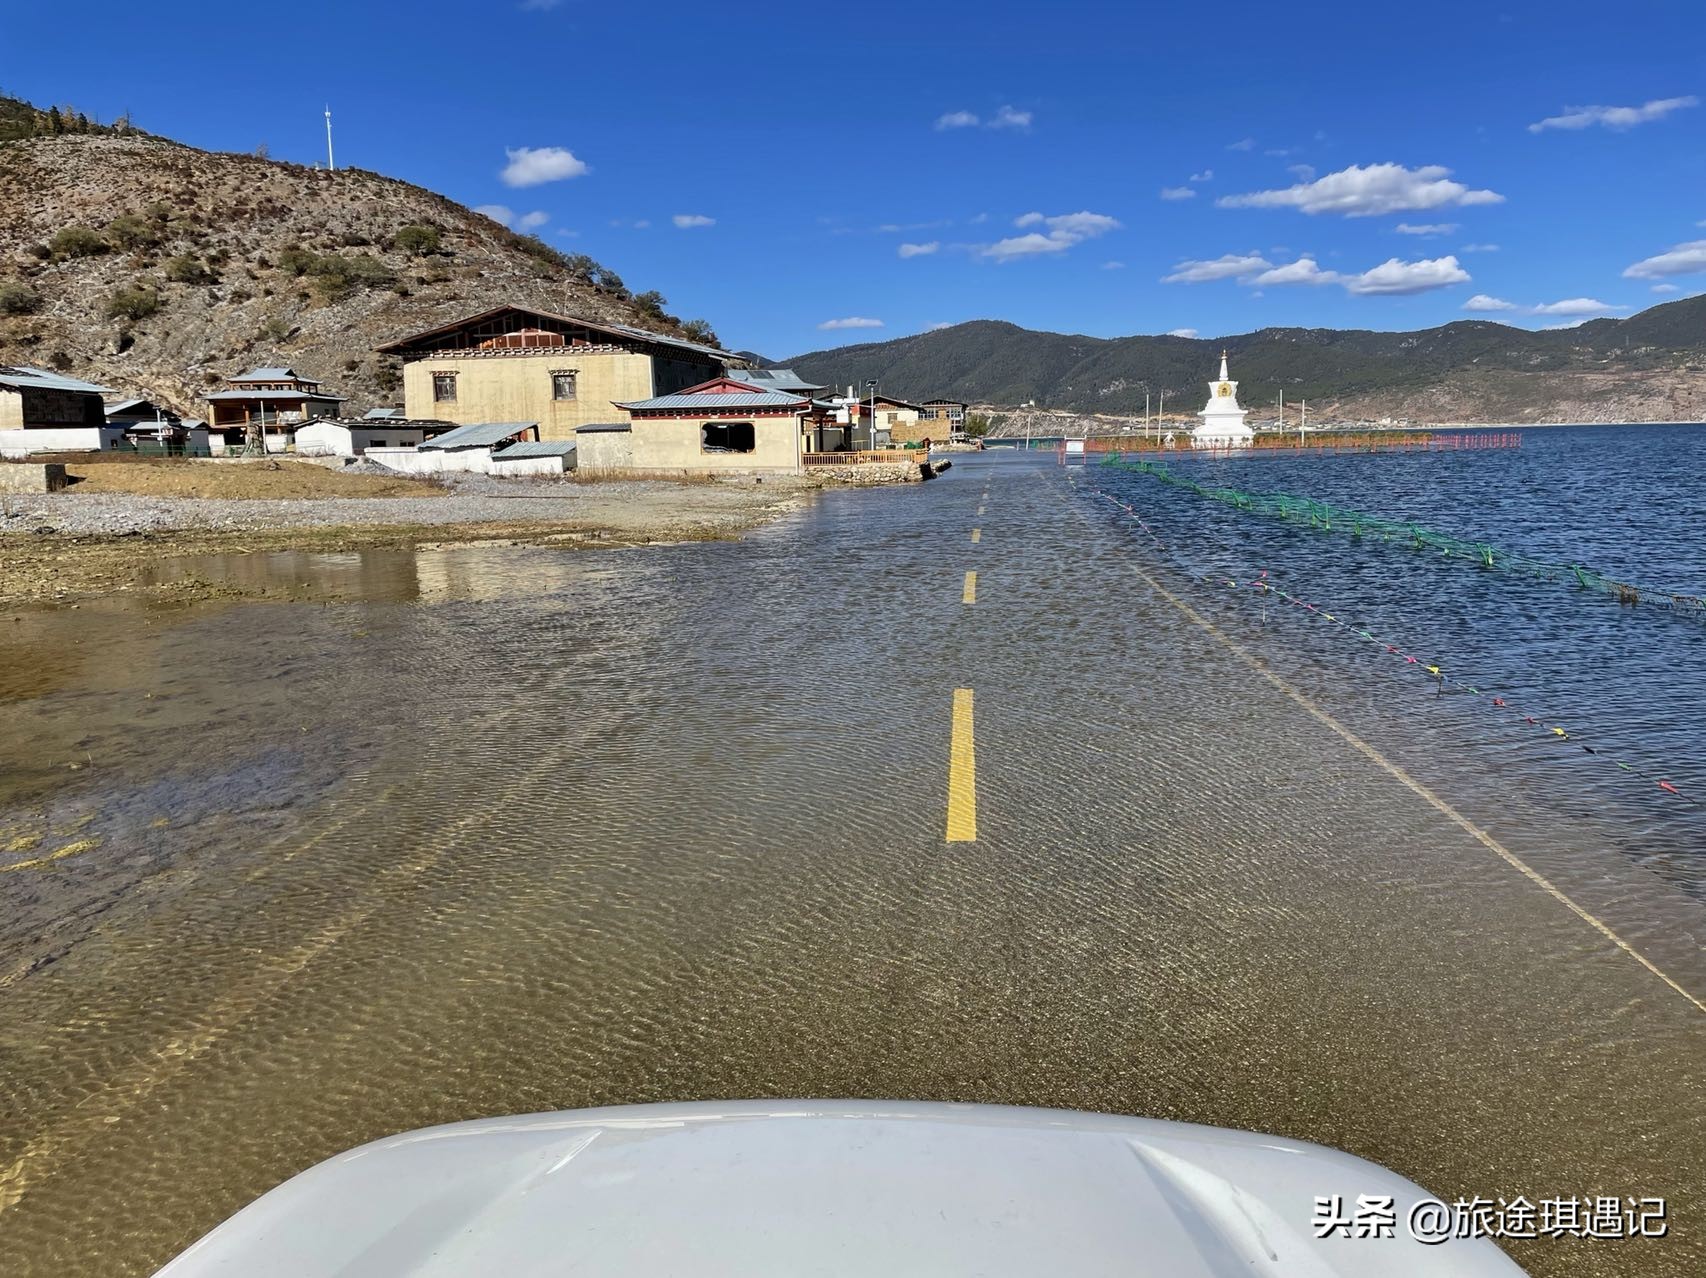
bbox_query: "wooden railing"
[802,450,918,466]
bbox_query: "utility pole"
[1278,388,1284,437]
[865,379,878,452]
[1144,388,1150,443]
[1300,399,1307,446]
[324,106,335,171]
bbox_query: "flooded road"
[2,452,1703,1277]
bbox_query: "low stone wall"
[0,462,68,493]
[803,461,927,486]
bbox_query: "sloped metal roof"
[203,389,348,402]
[376,305,738,362]
[0,365,113,394]
[575,422,631,433]
[232,367,303,381]
[613,391,807,412]
[363,408,405,419]
[492,440,576,459]
[728,368,826,394]
[418,421,538,450]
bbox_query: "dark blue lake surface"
[1079,424,1706,895]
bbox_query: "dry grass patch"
[60,456,445,500]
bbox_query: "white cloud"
[1528,96,1698,133]
[1227,137,1256,151]
[927,322,957,330]
[1189,169,1214,183]
[1163,253,1273,284]
[518,0,560,9]
[1622,240,1706,279]
[1167,328,1199,338]
[936,107,1032,132]
[1102,260,1126,270]
[1463,294,1519,312]
[1531,297,1625,316]
[1651,283,1680,294]
[479,205,550,233]
[1395,222,1459,236]
[1166,250,1276,283]
[982,210,1120,261]
[1251,257,1341,286]
[1460,242,1500,253]
[1343,255,1470,295]
[969,212,990,224]
[1160,186,1196,201]
[984,232,1071,260]
[1287,164,1316,181]
[1218,163,1503,217]
[673,213,715,228]
[500,145,588,187]
[818,317,884,330]
[898,241,940,258]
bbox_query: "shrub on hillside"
[164,255,214,285]
[393,224,441,256]
[106,214,161,251]
[278,245,317,276]
[49,226,109,258]
[104,284,161,322]
[0,281,41,315]
[679,319,719,345]
[308,253,396,298]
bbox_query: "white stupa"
[1192,350,1252,447]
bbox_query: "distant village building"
[852,392,926,447]
[1192,351,1252,447]
[0,366,122,456]
[362,422,571,476]
[375,305,735,442]
[590,376,814,474]
[104,396,210,453]
[293,417,455,458]
[203,367,346,451]
[920,399,968,428]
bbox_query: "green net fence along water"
[1099,455,1706,620]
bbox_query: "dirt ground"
[55,456,446,500]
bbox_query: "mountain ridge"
[782,302,1706,424]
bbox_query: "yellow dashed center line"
[962,571,977,605]
[977,504,986,516]
[970,528,981,544]
[946,688,978,842]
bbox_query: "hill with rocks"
[0,97,718,416]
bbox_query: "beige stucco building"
[376,306,733,443]
[586,376,810,474]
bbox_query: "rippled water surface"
[2,440,1703,1278]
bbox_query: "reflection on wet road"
[1,452,1702,1278]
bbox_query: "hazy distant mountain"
[784,299,1706,425]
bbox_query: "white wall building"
[295,420,432,458]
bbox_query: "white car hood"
[155,1100,1524,1277]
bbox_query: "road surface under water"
[1,449,1702,1277]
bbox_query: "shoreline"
[2,477,815,608]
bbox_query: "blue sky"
[7,0,1704,356]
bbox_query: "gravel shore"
[1,472,815,606]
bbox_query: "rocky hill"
[786,301,1706,425]
[0,106,718,416]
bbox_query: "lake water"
[2,439,1703,1277]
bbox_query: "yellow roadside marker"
[962,571,977,605]
[970,528,981,543]
[946,689,977,842]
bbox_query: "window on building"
[702,421,755,453]
[432,372,457,403]
[551,371,578,401]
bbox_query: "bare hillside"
[0,130,717,415]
